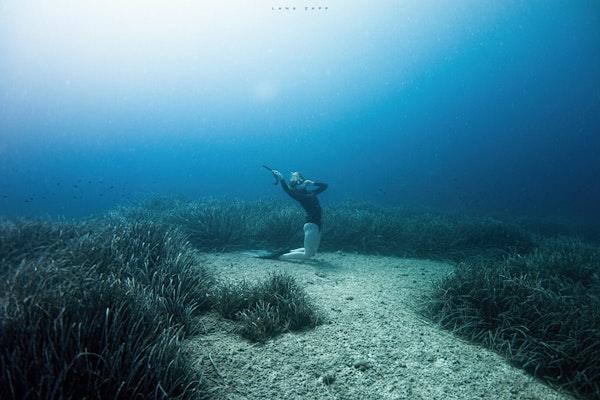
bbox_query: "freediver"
[269,169,328,259]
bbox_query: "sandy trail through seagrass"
[185,252,572,400]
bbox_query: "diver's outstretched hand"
[272,170,284,182]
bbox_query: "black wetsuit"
[281,181,328,230]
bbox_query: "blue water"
[1,1,599,220]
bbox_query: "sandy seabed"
[185,252,573,400]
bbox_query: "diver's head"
[289,172,306,191]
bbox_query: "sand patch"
[185,252,572,400]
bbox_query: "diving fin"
[241,249,289,259]
[257,249,289,259]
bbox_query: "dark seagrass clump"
[212,272,321,342]
[0,218,82,266]
[164,197,303,252]
[423,237,600,398]
[0,214,216,399]
[320,201,534,261]
[165,198,253,252]
[0,259,201,400]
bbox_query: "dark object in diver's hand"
[263,165,279,185]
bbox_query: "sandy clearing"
[185,252,573,400]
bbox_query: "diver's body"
[272,171,328,259]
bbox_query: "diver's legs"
[303,223,320,257]
[281,223,320,259]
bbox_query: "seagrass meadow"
[3,1,599,398]
[1,197,599,399]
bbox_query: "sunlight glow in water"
[1,0,504,141]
